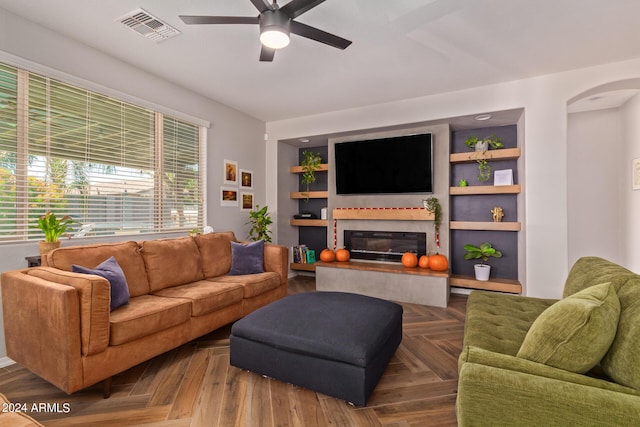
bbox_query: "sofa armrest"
[457,346,640,426]
[1,270,88,394]
[264,243,289,286]
[3,268,110,357]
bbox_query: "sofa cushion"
[601,277,640,389]
[140,237,204,292]
[229,240,264,275]
[152,280,244,316]
[517,283,620,373]
[194,232,235,278]
[46,241,150,297]
[207,272,281,299]
[109,294,191,345]
[72,256,130,311]
[462,291,556,357]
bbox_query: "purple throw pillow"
[72,256,130,311]
[229,240,265,275]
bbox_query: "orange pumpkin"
[418,255,431,269]
[429,253,449,271]
[319,248,336,262]
[335,248,351,262]
[401,252,418,268]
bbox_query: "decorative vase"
[474,264,491,281]
[39,241,61,257]
[475,140,489,152]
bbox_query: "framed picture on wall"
[240,169,253,189]
[241,192,254,211]
[634,158,640,190]
[221,187,238,207]
[223,159,238,186]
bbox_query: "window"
[0,63,205,241]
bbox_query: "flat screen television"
[334,133,433,195]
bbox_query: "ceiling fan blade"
[260,46,276,62]
[179,16,259,25]
[250,0,272,13]
[280,0,326,19]
[290,21,352,50]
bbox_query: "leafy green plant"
[423,196,442,250]
[464,134,504,182]
[300,150,322,201]
[36,211,74,242]
[463,242,502,264]
[246,205,272,242]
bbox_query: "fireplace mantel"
[332,208,434,221]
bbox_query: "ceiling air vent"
[118,8,180,42]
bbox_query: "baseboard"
[0,357,15,368]
[450,287,473,296]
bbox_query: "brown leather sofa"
[0,393,43,426]
[1,232,288,396]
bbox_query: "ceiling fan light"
[260,28,290,49]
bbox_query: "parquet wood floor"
[0,275,467,426]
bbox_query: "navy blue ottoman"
[230,291,403,406]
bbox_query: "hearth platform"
[316,261,450,308]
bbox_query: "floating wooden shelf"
[289,164,329,173]
[450,221,521,231]
[290,191,328,199]
[316,261,449,278]
[290,262,316,272]
[290,219,328,227]
[450,274,522,294]
[450,184,521,195]
[449,147,521,163]
[332,208,434,221]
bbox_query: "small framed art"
[240,169,253,189]
[241,192,254,211]
[221,187,238,207]
[223,159,238,186]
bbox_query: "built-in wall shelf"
[332,208,434,221]
[450,221,521,231]
[290,191,329,199]
[449,147,521,163]
[290,262,316,272]
[290,219,328,227]
[289,164,329,173]
[450,274,522,294]
[450,185,521,195]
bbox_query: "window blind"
[0,63,204,241]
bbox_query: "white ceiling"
[2,0,640,122]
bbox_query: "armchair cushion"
[517,282,620,373]
[229,240,264,276]
[72,256,130,311]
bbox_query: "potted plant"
[300,150,322,201]
[422,196,442,251]
[464,134,504,182]
[246,205,272,242]
[36,211,75,256]
[463,242,502,281]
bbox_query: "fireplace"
[344,230,426,263]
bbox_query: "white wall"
[0,8,266,359]
[266,57,640,300]
[567,109,623,266]
[621,94,640,273]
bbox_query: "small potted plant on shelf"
[36,211,75,256]
[464,134,504,182]
[300,150,322,201]
[246,205,272,242]
[463,242,502,281]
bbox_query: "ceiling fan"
[179,0,352,62]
